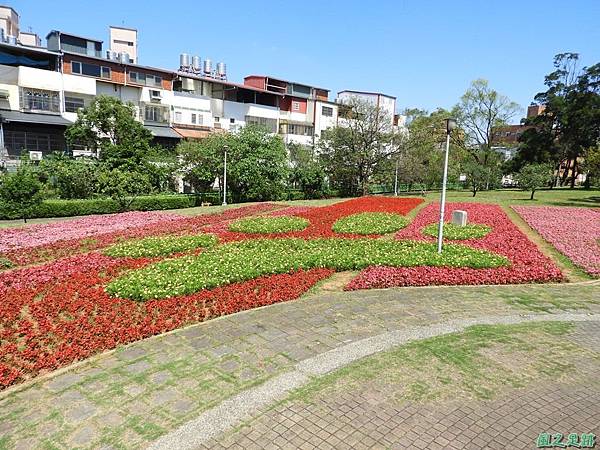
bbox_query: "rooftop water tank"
[203,59,212,74]
[192,55,201,72]
[180,53,190,69]
[118,52,130,64]
[217,62,226,77]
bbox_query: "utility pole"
[437,118,457,254]
[222,145,228,206]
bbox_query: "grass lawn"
[284,321,591,404]
[424,187,600,208]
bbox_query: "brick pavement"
[204,321,600,450]
[0,282,599,449]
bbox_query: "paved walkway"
[0,281,599,449]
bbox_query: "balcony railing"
[19,88,61,113]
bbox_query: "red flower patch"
[0,252,333,389]
[346,202,563,289]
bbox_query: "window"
[101,66,111,79]
[214,117,220,122]
[280,123,314,136]
[4,130,64,156]
[175,111,182,122]
[245,116,278,133]
[19,88,60,113]
[114,39,134,47]
[143,105,168,123]
[322,106,333,117]
[128,71,162,87]
[65,96,85,113]
[292,101,300,111]
[191,113,197,124]
[71,61,82,74]
[230,118,235,124]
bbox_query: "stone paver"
[0,281,598,448]
[204,321,600,450]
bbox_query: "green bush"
[0,257,14,270]
[422,223,492,240]
[333,212,410,235]
[104,234,217,258]
[229,216,309,233]
[0,194,197,220]
[106,238,509,300]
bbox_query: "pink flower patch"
[513,205,600,276]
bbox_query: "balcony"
[19,87,60,114]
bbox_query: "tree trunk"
[530,189,535,200]
[570,159,578,189]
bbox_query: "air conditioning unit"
[150,90,162,100]
[29,151,43,161]
[0,90,9,99]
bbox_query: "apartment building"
[0,5,407,165]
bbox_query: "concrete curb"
[149,312,600,450]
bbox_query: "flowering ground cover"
[0,197,563,389]
[229,216,309,233]
[513,206,600,277]
[106,237,508,300]
[332,212,410,235]
[103,234,218,258]
[422,222,491,240]
[0,203,281,267]
[0,253,333,388]
[347,202,563,289]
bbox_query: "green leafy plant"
[333,212,410,235]
[422,222,491,240]
[228,216,309,233]
[104,234,217,258]
[0,161,45,223]
[106,238,509,300]
[0,257,13,270]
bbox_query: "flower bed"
[332,212,410,235]
[422,222,491,240]
[346,203,563,289]
[103,234,218,258]
[513,206,600,276]
[0,203,281,267]
[228,216,309,234]
[107,237,508,300]
[0,253,333,388]
[207,196,424,241]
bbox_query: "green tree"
[97,168,152,211]
[319,97,395,196]
[288,143,326,199]
[39,153,100,199]
[65,95,154,168]
[176,135,224,192]
[515,163,554,199]
[453,79,521,191]
[515,53,600,187]
[226,125,289,202]
[0,161,44,222]
[461,150,503,197]
[582,143,600,187]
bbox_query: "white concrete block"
[451,210,468,227]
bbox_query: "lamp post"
[437,118,457,254]
[394,157,399,196]
[222,145,228,206]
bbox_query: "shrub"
[106,238,509,300]
[104,234,217,258]
[0,195,197,220]
[422,222,491,240]
[333,212,410,235]
[0,257,13,270]
[228,216,310,234]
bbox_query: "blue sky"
[17,0,600,119]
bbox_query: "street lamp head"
[445,118,457,134]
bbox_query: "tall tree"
[287,142,327,199]
[515,53,600,187]
[319,97,395,196]
[453,79,521,190]
[65,95,154,168]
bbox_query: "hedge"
[0,194,199,220]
